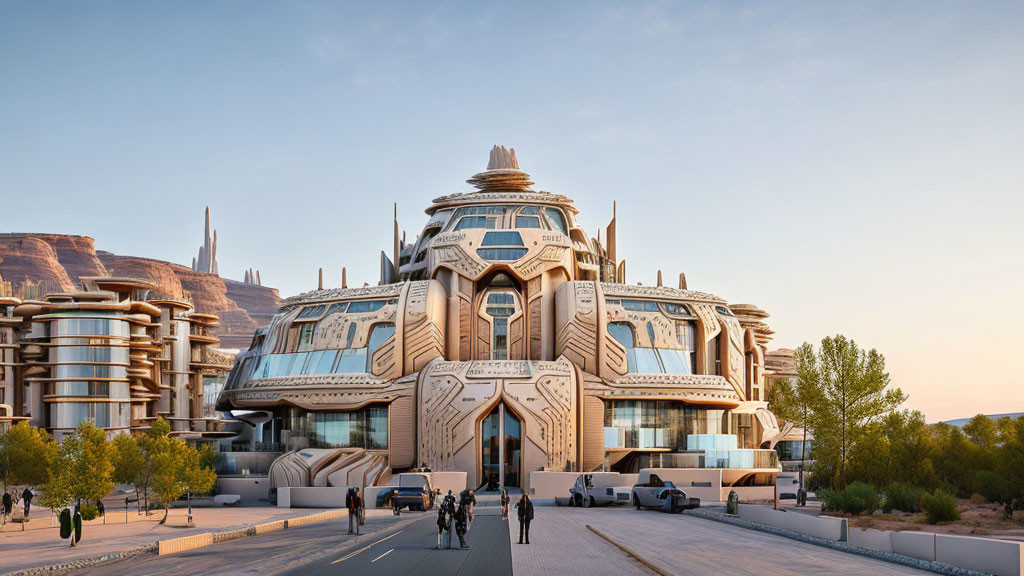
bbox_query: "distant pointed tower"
[192,206,220,275]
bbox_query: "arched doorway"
[480,402,522,490]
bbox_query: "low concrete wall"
[363,486,390,509]
[158,533,213,555]
[724,486,775,502]
[848,527,894,553]
[890,531,935,562]
[936,534,1023,576]
[216,477,271,504]
[738,505,847,542]
[277,486,352,508]
[528,472,579,498]
[422,472,466,497]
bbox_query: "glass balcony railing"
[215,451,281,477]
[603,427,780,470]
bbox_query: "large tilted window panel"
[607,322,694,375]
[291,407,389,450]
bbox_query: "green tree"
[995,416,1024,514]
[143,418,217,524]
[40,443,73,519]
[797,336,905,489]
[0,422,55,493]
[111,433,147,512]
[767,375,818,492]
[62,421,115,506]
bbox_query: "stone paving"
[0,504,390,575]
[509,505,934,576]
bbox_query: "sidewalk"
[0,504,381,575]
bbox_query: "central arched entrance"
[480,402,522,490]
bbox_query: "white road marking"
[371,549,394,563]
[331,530,403,564]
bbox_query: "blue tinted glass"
[455,216,496,230]
[367,323,395,354]
[519,206,540,215]
[326,302,348,315]
[296,305,325,319]
[486,307,514,317]
[516,215,541,228]
[608,323,634,348]
[477,248,528,260]
[487,293,514,304]
[622,300,660,312]
[347,300,386,313]
[481,231,524,246]
[544,208,568,234]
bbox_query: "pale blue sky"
[2,1,1022,420]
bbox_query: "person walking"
[500,489,510,520]
[391,489,401,516]
[515,494,533,544]
[2,490,11,523]
[345,487,358,534]
[459,489,476,530]
[21,488,32,519]
[355,488,365,529]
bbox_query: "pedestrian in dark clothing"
[500,489,510,520]
[453,503,469,548]
[96,499,104,517]
[345,488,359,534]
[2,491,11,521]
[459,489,476,530]
[515,494,533,544]
[22,488,32,518]
[392,489,401,516]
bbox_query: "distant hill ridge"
[943,412,1024,427]
[0,232,280,349]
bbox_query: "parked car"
[631,473,700,512]
[376,474,435,511]
[569,473,632,507]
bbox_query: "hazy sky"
[2,1,1022,422]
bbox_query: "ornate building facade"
[217,147,790,492]
[0,277,232,440]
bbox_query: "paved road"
[280,508,511,576]
[75,508,511,576]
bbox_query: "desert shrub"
[973,470,1008,504]
[822,482,880,515]
[921,490,960,523]
[78,504,99,521]
[883,483,923,513]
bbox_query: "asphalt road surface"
[75,508,511,576]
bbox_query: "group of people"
[344,487,365,534]
[1,488,33,520]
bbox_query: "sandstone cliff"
[0,233,280,349]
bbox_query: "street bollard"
[726,490,739,515]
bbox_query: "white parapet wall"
[890,531,936,562]
[848,527,895,553]
[738,504,848,541]
[935,534,1024,576]
[277,486,352,508]
[216,477,272,504]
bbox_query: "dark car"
[631,473,700,511]
[376,474,435,511]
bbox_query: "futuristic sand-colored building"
[217,147,790,494]
[0,277,232,440]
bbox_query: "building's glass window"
[334,348,367,373]
[515,215,541,228]
[608,322,693,375]
[254,353,307,378]
[455,216,498,231]
[602,401,734,450]
[326,302,348,315]
[707,334,722,375]
[621,299,660,312]
[53,347,130,364]
[661,303,691,315]
[481,231,525,247]
[53,381,130,399]
[54,317,130,337]
[493,319,508,360]
[715,305,734,317]
[302,350,338,375]
[296,305,326,319]
[53,364,128,380]
[776,439,812,461]
[477,248,528,261]
[51,401,130,429]
[298,323,315,347]
[366,323,395,363]
[290,407,388,449]
[544,207,568,235]
[347,300,392,314]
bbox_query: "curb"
[586,525,671,576]
[686,508,987,576]
[1,509,349,575]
